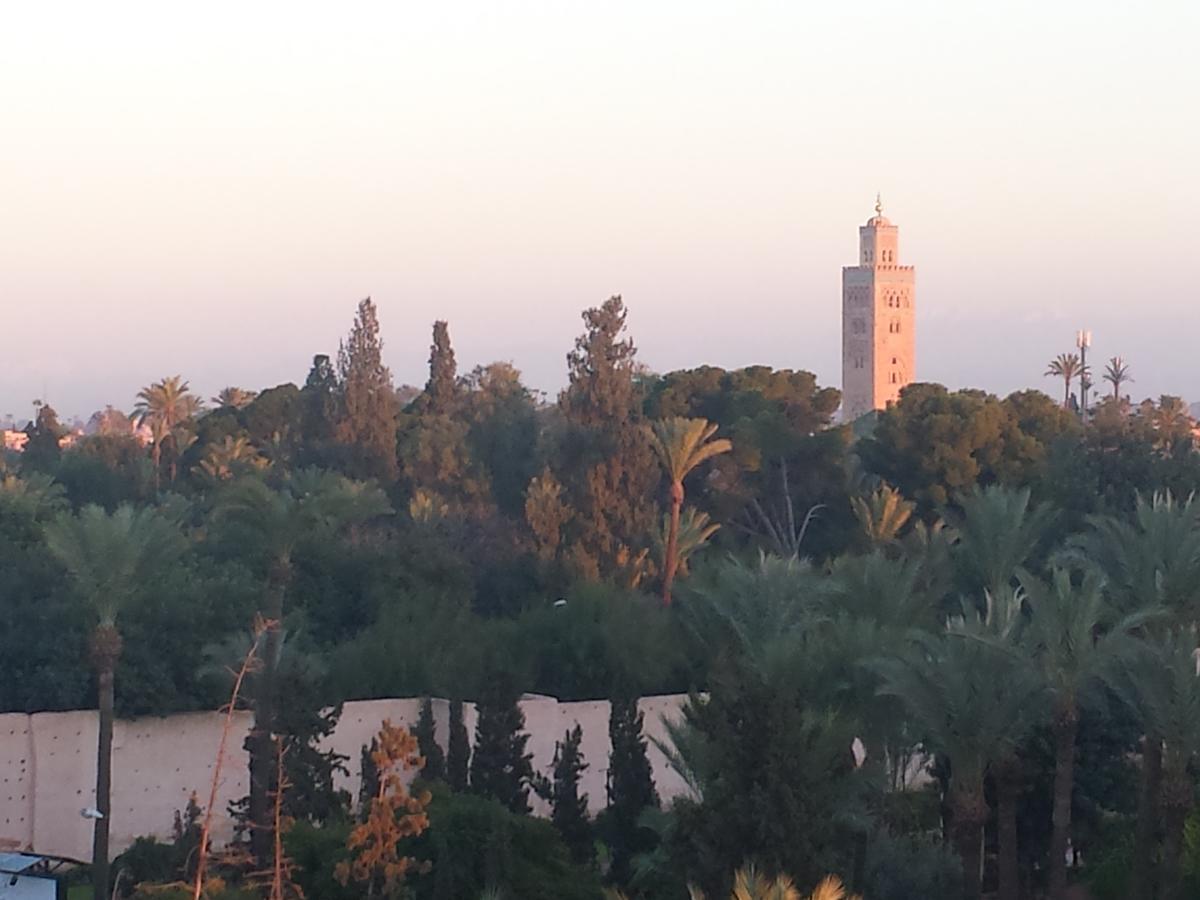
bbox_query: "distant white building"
[2,430,29,452]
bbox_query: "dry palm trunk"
[994,759,1022,900]
[662,481,683,606]
[952,781,987,900]
[1132,737,1162,900]
[271,741,288,900]
[89,624,122,900]
[1159,753,1194,900]
[1047,707,1079,900]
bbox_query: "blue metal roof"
[0,853,42,874]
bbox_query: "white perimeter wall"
[0,694,689,862]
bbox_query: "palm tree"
[829,552,934,788]
[680,554,823,677]
[850,483,914,548]
[1068,492,1200,900]
[1044,353,1085,409]
[0,471,67,521]
[954,485,1054,601]
[1018,568,1155,900]
[195,434,267,482]
[960,585,1036,900]
[1068,492,1200,619]
[731,866,826,900]
[1116,629,1200,900]
[1102,357,1133,402]
[654,506,720,580]
[729,865,803,900]
[133,376,202,488]
[674,869,861,900]
[215,470,391,866]
[875,615,1043,900]
[213,386,257,409]
[650,417,732,606]
[1147,396,1194,454]
[44,505,185,900]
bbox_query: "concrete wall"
[0,694,689,862]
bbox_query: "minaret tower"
[841,196,916,420]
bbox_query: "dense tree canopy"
[8,297,1200,900]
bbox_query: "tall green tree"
[463,362,540,517]
[336,298,399,481]
[302,354,340,457]
[525,467,570,563]
[539,723,593,865]
[644,365,848,559]
[858,385,1058,511]
[558,296,658,580]
[470,673,534,814]
[605,692,659,885]
[22,402,65,472]
[44,504,185,900]
[649,417,731,605]
[215,469,390,866]
[424,320,460,415]
[415,696,447,781]
[663,652,858,898]
[447,698,471,792]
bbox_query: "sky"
[2,1,1198,421]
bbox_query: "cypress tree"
[414,696,446,781]
[425,320,460,415]
[606,692,659,883]
[559,296,657,579]
[469,675,533,814]
[336,297,399,481]
[447,698,470,792]
[22,402,64,472]
[548,724,593,865]
[301,354,339,446]
[357,738,379,821]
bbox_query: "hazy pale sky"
[3,1,1198,420]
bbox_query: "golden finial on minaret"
[875,192,883,216]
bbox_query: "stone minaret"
[841,196,915,421]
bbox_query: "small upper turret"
[866,193,891,227]
[859,195,899,266]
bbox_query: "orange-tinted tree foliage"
[335,720,432,898]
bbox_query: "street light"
[1076,329,1092,419]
